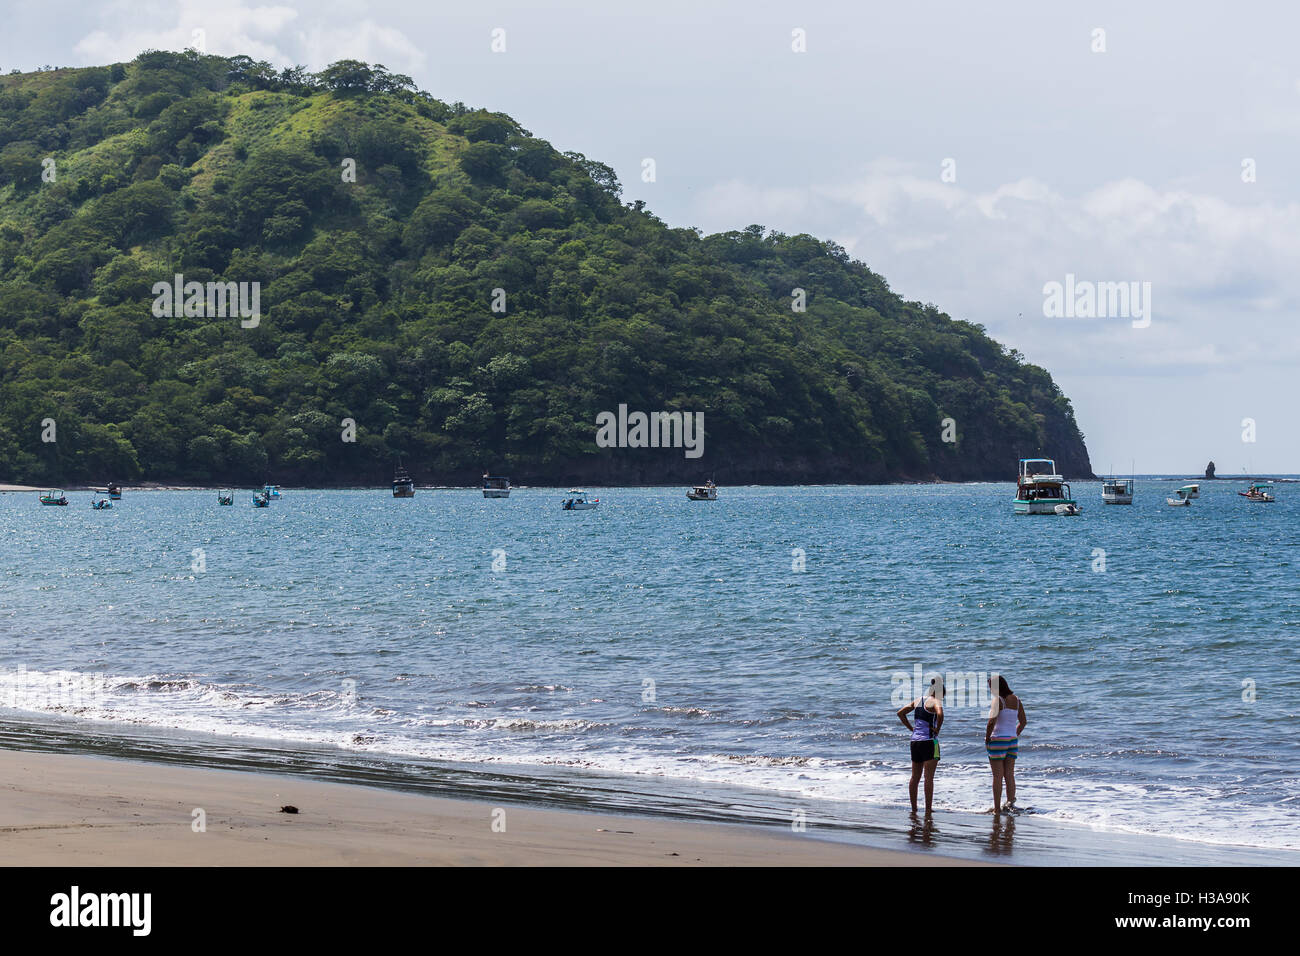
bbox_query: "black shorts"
[910,738,940,763]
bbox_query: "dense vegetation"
[0,52,1092,485]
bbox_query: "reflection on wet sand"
[907,812,937,848]
[987,812,1016,856]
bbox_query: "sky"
[2,0,1297,474]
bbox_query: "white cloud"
[698,162,1300,371]
[72,0,423,72]
[294,21,424,73]
[75,0,299,65]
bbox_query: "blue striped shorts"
[986,737,1018,760]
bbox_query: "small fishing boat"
[91,493,112,510]
[1179,484,1200,500]
[1101,478,1134,505]
[39,490,68,506]
[562,490,600,510]
[687,480,718,501]
[262,484,281,499]
[107,481,121,500]
[482,474,511,498]
[1167,487,1193,506]
[252,492,270,507]
[392,462,415,498]
[1054,502,1081,516]
[217,490,234,505]
[1239,482,1275,503]
[1013,459,1077,514]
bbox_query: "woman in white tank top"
[985,674,1027,813]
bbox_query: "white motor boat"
[482,474,511,498]
[1013,458,1077,514]
[1101,478,1134,505]
[562,490,599,510]
[687,481,718,501]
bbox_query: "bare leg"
[923,759,937,815]
[989,758,1004,812]
[909,763,923,813]
[1004,756,1016,806]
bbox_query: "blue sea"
[1,481,1297,863]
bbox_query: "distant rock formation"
[1205,461,1216,479]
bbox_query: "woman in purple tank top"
[896,676,944,815]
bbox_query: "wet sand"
[0,749,984,866]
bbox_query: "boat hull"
[483,489,510,498]
[1014,498,1075,514]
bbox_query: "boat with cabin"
[687,481,718,501]
[562,490,600,510]
[482,474,511,498]
[39,490,68,506]
[1167,487,1193,506]
[1179,484,1200,500]
[1101,477,1134,505]
[1013,459,1077,514]
[392,462,415,498]
[262,484,281,499]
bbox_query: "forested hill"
[0,52,1092,486]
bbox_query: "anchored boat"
[262,484,281,499]
[482,474,511,498]
[91,492,113,510]
[562,490,599,510]
[687,480,718,501]
[1167,486,1193,506]
[252,492,270,507]
[392,462,415,498]
[1239,482,1275,503]
[217,490,234,506]
[39,489,68,506]
[1101,478,1134,505]
[1013,459,1078,515]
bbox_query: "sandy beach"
[0,749,980,866]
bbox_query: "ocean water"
[1,481,1297,858]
